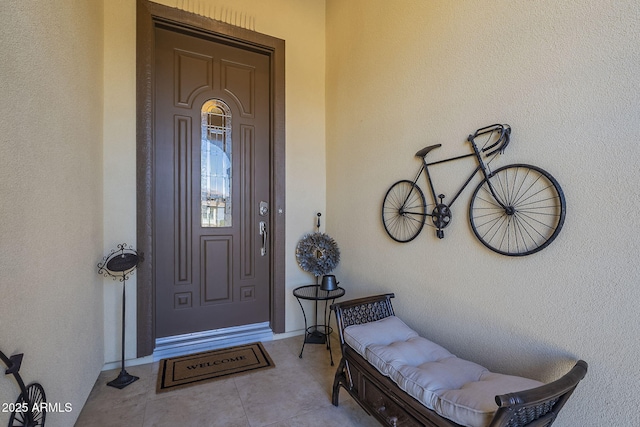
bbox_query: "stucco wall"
[103,0,327,364]
[0,1,105,426]
[326,1,640,426]
[103,0,139,368]
[3,1,639,425]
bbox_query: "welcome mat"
[156,342,275,393]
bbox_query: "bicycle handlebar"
[468,124,510,157]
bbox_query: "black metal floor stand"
[98,244,142,390]
[107,279,139,389]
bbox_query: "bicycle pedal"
[436,229,444,239]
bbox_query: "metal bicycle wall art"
[1,350,46,426]
[381,124,566,256]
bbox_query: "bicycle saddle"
[415,144,441,158]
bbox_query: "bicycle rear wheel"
[469,164,565,256]
[382,180,426,243]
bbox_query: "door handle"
[259,221,268,256]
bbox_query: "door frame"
[136,0,286,357]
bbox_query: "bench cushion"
[344,315,419,355]
[343,316,544,427]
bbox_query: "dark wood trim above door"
[136,0,285,357]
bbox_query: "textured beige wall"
[103,0,139,366]
[0,1,105,426]
[326,1,640,426]
[102,0,327,364]
[2,0,638,425]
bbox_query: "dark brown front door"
[153,25,271,338]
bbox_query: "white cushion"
[436,372,545,427]
[366,336,453,377]
[395,357,488,401]
[343,315,418,356]
[343,317,544,427]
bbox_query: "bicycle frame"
[410,125,508,212]
[414,153,480,210]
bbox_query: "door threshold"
[153,322,273,361]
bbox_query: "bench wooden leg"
[332,356,348,406]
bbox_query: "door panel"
[154,26,271,338]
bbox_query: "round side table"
[293,284,345,365]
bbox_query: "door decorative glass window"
[201,99,232,227]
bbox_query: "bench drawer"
[361,374,422,427]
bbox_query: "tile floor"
[75,336,380,427]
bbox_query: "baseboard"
[102,355,154,371]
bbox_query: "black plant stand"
[98,244,142,389]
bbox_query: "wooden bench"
[331,293,587,427]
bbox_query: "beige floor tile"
[143,378,248,427]
[75,336,380,427]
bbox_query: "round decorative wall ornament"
[295,232,340,277]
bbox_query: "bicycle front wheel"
[382,180,426,243]
[469,164,565,256]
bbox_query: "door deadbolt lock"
[259,201,269,217]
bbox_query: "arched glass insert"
[201,99,232,227]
